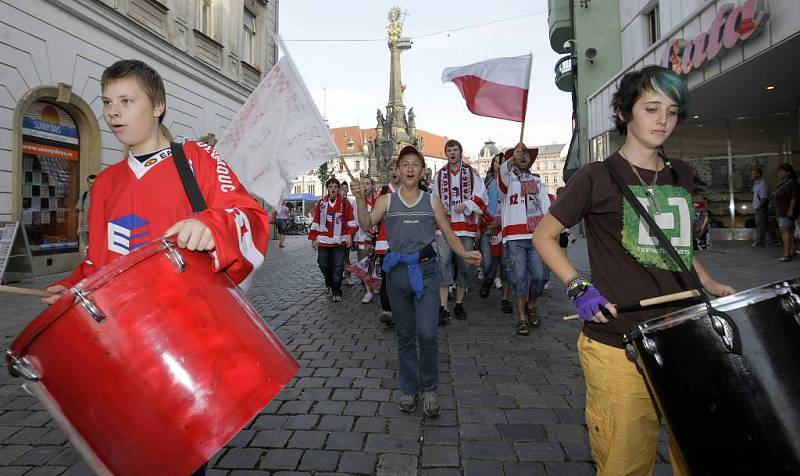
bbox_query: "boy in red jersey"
[43,60,269,475]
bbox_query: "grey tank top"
[385,190,436,254]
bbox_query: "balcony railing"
[554,55,574,92]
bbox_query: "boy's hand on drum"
[461,250,482,267]
[705,280,736,297]
[43,285,67,305]
[165,219,215,251]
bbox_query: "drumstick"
[562,289,701,321]
[0,285,53,299]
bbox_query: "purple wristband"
[574,285,610,321]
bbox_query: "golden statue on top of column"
[387,7,403,44]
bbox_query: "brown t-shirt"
[550,153,699,348]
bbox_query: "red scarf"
[436,163,474,222]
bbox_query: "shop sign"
[22,102,79,145]
[659,0,769,76]
[22,141,79,161]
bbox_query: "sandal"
[501,299,513,314]
[526,307,541,328]
[516,320,529,336]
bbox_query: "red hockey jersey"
[54,141,269,289]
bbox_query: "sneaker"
[325,287,332,297]
[501,299,513,314]
[779,256,791,262]
[332,294,343,302]
[438,306,451,326]
[380,311,394,326]
[399,394,417,413]
[479,280,492,299]
[477,269,484,281]
[494,277,502,289]
[544,282,550,290]
[750,242,762,248]
[453,303,467,320]
[348,275,357,286]
[421,391,440,417]
[361,291,374,304]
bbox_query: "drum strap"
[603,161,742,353]
[171,143,208,213]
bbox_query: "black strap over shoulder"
[171,142,208,213]
[603,159,742,354]
[602,160,706,299]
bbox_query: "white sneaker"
[348,276,357,286]
[361,291,373,304]
[494,277,502,289]
[477,270,484,281]
[544,282,550,290]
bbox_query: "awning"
[285,193,320,201]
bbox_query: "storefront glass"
[665,112,799,238]
[20,102,80,255]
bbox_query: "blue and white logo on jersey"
[107,214,150,255]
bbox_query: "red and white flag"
[441,54,532,122]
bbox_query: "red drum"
[6,239,298,476]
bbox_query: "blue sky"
[280,0,573,157]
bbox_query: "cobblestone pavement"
[0,236,797,475]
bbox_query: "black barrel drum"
[625,279,800,475]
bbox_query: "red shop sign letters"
[659,0,769,76]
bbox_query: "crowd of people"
[301,138,570,338]
[36,54,767,476]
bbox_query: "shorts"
[779,217,795,228]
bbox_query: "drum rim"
[624,277,800,341]
[8,239,178,359]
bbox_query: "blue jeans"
[480,230,506,281]
[503,239,546,297]
[386,259,440,395]
[436,234,475,287]
[317,246,346,294]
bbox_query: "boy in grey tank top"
[352,146,481,417]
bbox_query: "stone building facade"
[0,0,278,274]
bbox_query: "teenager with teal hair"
[534,65,734,475]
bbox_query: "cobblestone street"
[0,236,797,475]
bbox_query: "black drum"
[625,279,800,475]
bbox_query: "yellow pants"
[577,333,688,476]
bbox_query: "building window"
[347,139,355,150]
[355,160,360,170]
[339,162,345,172]
[646,5,660,45]
[243,8,257,65]
[308,185,315,196]
[201,0,214,36]
[293,186,301,194]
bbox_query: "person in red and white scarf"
[432,139,488,323]
[375,159,401,325]
[308,177,357,302]
[498,143,551,335]
[352,177,379,304]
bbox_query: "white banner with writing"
[216,50,338,208]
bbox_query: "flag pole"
[519,53,533,143]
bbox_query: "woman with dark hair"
[772,163,799,261]
[478,153,511,311]
[534,65,734,474]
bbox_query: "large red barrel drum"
[6,239,298,475]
